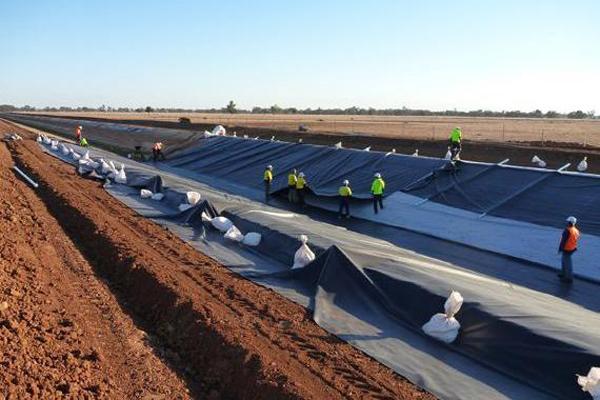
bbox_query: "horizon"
[2,1,599,113]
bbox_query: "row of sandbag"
[38,135,127,183]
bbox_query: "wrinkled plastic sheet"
[37,139,600,400]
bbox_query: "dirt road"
[1,119,434,399]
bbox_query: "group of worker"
[264,166,386,219]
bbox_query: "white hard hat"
[267,165,273,169]
[374,172,381,178]
[566,216,577,225]
[343,179,349,185]
[299,172,305,177]
[78,125,83,129]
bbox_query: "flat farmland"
[21,111,600,147]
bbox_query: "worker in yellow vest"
[79,137,89,147]
[288,169,298,203]
[296,172,308,207]
[338,179,352,218]
[558,216,580,284]
[449,127,462,160]
[371,172,385,214]
[263,165,273,203]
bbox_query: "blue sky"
[1,0,598,112]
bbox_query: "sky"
[1,0,599,112]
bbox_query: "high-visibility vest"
[371,178,385,195]
[288,173,297,186]
[296,176,306,189]
[450,128,462,143]
[264,170,273,182]
[564,226,580,251]
[339,186,352,197]
[80,138,88,146]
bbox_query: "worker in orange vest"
[558,216,580,284]
[75,125,83,141]
[152,141,165,162]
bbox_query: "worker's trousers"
[561,252,574,281]
[450,142,461,160]
[288,185,297,203]
[153,149,165,162]
[264,181,271,203]
[373,194,383,213]
[339,197,350,217]
[297,188,306,206]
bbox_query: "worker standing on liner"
[371,172,385,214]
[263,165,273,203]
[449,127,462,160]
[79,137,89,147]
[558,216,580,284]
[338,179,352,218]
[287,169,298,203]
[75,125,83,141]
[152,141,165,162]
[296,172,308,207]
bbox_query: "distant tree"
[532,109,543,118]
[270,104,282,114]
[545,110,559,118]
[567,110,586,119]
[0,104,17,112]
[588,110,596,118]
[145,106,154,113]
[225,100,237,114]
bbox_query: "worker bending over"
[558,216,580,284]
[79,137,89,147]
[296,172,308,207]
[152,141,165,162]
[449,127,462,160]
[263,165,273,203]
[288,169,298,203]
[371,173,385,214]
[75,125,83,141]
[338,180,352,218]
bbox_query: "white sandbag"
[178,203,193,212]
[115,164,127,184]
[151,193,164,201]
[211,125,226,136]
[72,152,82,161]
[60,144,70,155]
[422,291,464,343]
[43,137,52,145]
[100,159,112,174]
[140,189,153,199]
[211,216,233,232]
[578,156,588,172]
[186,191,201,205]
[242,232,261,246]
[36,135,43,143]
[82,151,91,161]
[531,155,547,168]
[203,130,213,138]
[50,141,59,151]
[224,225,244,242]
[292,235,315,269]
[578,367,600,399]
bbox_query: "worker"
[558,216,580,284]
[287,169,298,203]
[263,165,273,203]
[296,172,308,207]
[152,141,165,162]
[79,137,89,147]
[449,127,462,160]
[132,145,144,161]
[338,179,352,218]
[371,172,385,214]
[75,125,83,141]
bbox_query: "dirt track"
[1,120,434,399]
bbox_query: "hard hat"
[78,125,82,129]
[566,216,577,225]
[343,179,349,185]
[374,172,381,178]
[267,165,273,170]
[299,172,305,177]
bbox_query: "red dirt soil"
[1,119,435,399]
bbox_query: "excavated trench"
[4,120,433,399]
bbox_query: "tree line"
[0,102,596,120]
